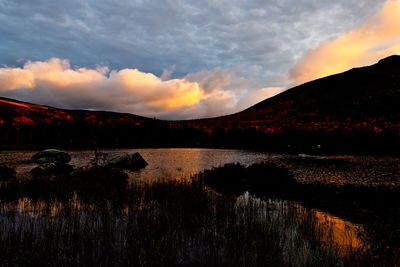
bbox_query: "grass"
[0,165,129,203]
[0,180,345,267]
[0,162,399,266]
[0,165,16,181]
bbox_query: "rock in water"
[31,162,73,176]
[31,149,71,164]
[108,152,148,170]
[0,165,16,180]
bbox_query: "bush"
[197,162,296,196]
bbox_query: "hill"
[0,97,158,148]
[1,56,399,152]
[170,56,400,152]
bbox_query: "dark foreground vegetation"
[198,163,400,264]
[0,162,399,266]
[198,162,400,209]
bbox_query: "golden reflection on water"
[1,193,84,217]
[235,193,366,255]
[292,200,366,254]
[16,197,63,217]
[148,148,203,182]
[312,210,365,253]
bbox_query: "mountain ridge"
[234,55,400,119]
[0,55,399,152]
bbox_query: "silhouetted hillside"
[0,97,161,148]
[1,56,399,152]
[172,56,400,152]
[243,55,400,118]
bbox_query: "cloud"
[290,0,400,85]
[0,58,283,119]
[0,58,205,117]
[183,69,284,118]
[236,87,286,111]
[0,1,390,118]
[0,0,383,82]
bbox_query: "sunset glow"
[290,0,400,85]
[0,1,400,265]
[0,0,396,118]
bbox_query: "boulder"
[31,162,73,176]
[108,152,148,170]
[0,165,16,180]
[31,149,71,164]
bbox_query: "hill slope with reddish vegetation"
[170,56,400,152]
[0,97,156,148]
[1,56,399,152]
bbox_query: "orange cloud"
[0,58,281,119]
[0,58,206,113]
[0,58,105,90]
[290,0,400,85]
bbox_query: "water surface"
[1,148,399,186]
[1,148,399,259]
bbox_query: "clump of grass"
[197,162,296,197]
[0,165,129,204]
[71,166,129,202]
[30,162,73,177]
[0,165,16,181]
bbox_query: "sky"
[0,0,399,119]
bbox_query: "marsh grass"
[0,162,396,266]
[0,180,348,266]
[0,165,16,181]
[0,185,346,266]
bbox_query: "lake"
[1,148,399,265]
[2,148,399,185]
